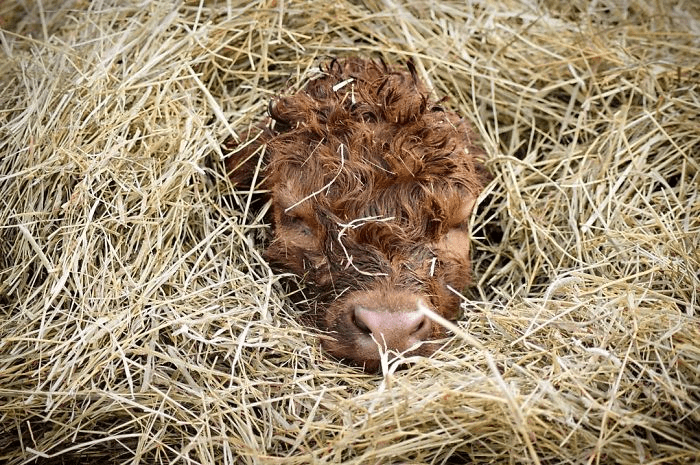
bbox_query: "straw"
[1,0,698,463]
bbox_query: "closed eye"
[281,212,312,236]
[440,227,471,252]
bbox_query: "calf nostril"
[353,306,380,337]
[410,315,431,338]
[352,310,371,334]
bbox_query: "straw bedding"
[1,1,698,463]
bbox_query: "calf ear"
[223,125,269,190]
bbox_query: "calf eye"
[440,227,471,253]
[295,218,312,236]
[281,212,312,236]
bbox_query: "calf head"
[226,57,489,371]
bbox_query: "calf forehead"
[269,114,478,185]
[271,129,479,208]
[272,153,473,239]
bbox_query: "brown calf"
[226,57,490,372]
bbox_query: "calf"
[226,57,490,372]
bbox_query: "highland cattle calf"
[226,57,490,372]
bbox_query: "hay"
[1,0,698,463]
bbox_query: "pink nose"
[353,304,433,355]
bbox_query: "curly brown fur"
[225,57,490,371]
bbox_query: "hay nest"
[1,1,698,463]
